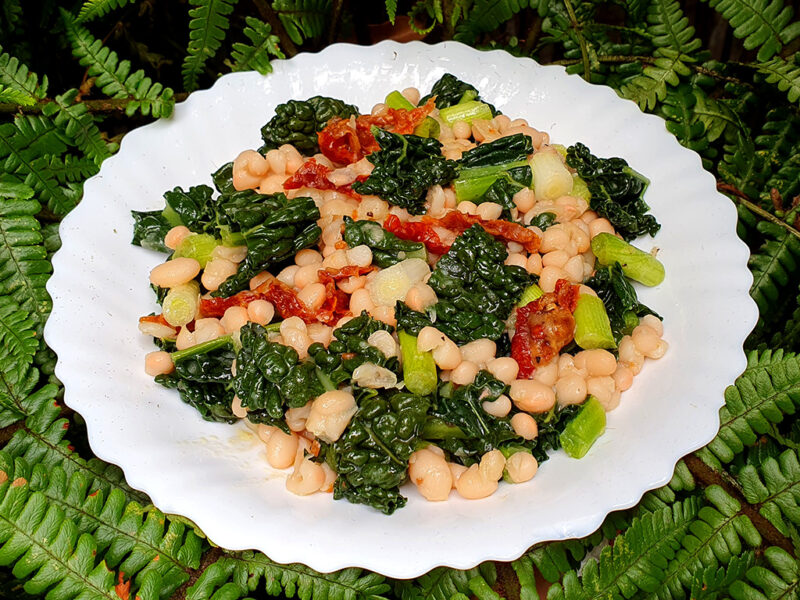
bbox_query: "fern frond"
[692,91,746,143]
[763,152,800,208]
[737,448,800,536]
[702,0,800,61]
[620,49,692,110]
[0,45,47,100]
[546,498,699,600]
[273,0,332,46]
[229,17,283,76]
[0,190,53,329]
[770,288,800,350]
[386,0,398,24]
[397,563,495,600]
[62,11,175,117]
[0,359,55,429]
[719,130,766,198]
[453,0,535,44]
[182,0,238,92]
[688,551,756,599]
[45,154,99,184]
[76,0,139,23]
[0,85,34,106]
[188,552,390,600]
[0,465,122,599]
[757,56,800,106]
[640,459,696,512]
[704,350,800,464]
[660,86,709,157]
[0,296,38,380]
[749,221,800,318]
[654,486,761,600]
[648,0,702,54]
[42,89,115,165]
[728,547,800,599]
[526,539,587,584]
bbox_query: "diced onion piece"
[162,281,200,328]
[530,150,573,202]
[366,258,430,307]
[573,294,616,350]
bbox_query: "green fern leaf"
[749,221,800,318]
[397,563,495,600]
[692,91,746,143]
[648,0,702,54]
[0,45,47,100]
[770,288,800,350]
[188,552,390,600]
[62,11,175,117]
[757,56,800,106]
[273,0,332,46]
[702,0,800,61]
[386,0,398,24]
[660,86,709,157]
[546,498,699,599]
[654,486,761,600]
[688,551,755,599]
[0,470,122,599]
[77,0,139,23]
[0,359,56,428]
[763,153,800,208]
[229,17,284,76]
[42,89,115,165]
[0,296,38,378]
[719,130,766,198]
[526,539,587,584]
[728,546,800,600]
[620,50,692,110]
[639,459,696,512]
[737,448,800,536]
[0,191,53,328]
[45,154,99,184]
[453,0,535,43]
[182,0,238,92]
[704,350,800,464]
[0,85,35,106]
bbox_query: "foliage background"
[2,0,800,598]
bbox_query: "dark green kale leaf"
[479,169,531,218]
[426,225,531,344]
[259,96,359,155]
[234,323,326,430]
[323,310,399,374]
[155,344,237,423]
[394,301,434,337]
[211,161,235,195]
[585,263,660,341]
[458,133,533,168]
[326,388,430,514]
[533,403,581,462]
[352,129,459,215]
[163,185,216,233]
[214,195,321,297]
[131,210,171,253]
[342,217,425,267]
[565,142,659,241]
[419,73,498,115]
[530,212,557,230]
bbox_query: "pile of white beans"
[139,86,667,504]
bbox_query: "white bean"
[150,258,201,289]
[408,448,452,501]
[305,390,357,443]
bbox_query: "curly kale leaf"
[458,133,533,168]
[533,403,581,462]
[342,217,425,267]
[565,142,659,241]
[419,73,498,115]
[394,301,434,336]
[131,210,172,253]
[425,224,531,344]
[214,194,321,296]
[259,95,359,155]
[326,389,430,514]
[211,161,236,195]
[479,168,531,217]
[163,185,217,233]
[585,263,660,341]
[234,323,326,429]
[155,344,237,423]
[352,129,459,215]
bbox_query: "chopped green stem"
[171,334,232,362]
[455,160,529,202]
[398,330,437,396]
[591,233,665,286]
[574,294,616,349]
[560,396,606,458]
[439,101,493,125]
[385,90,415,110]
[264,322,282,333]
[315,367,336,392]
[517,283,544,307]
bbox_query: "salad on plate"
[132,73,667,514]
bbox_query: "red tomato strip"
[283,158,361,200]
[428,212,541,253]
[383,214,451,255]
[512,279,580,378]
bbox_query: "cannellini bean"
[346,245,373,268]
[307,323,333,347]
[526,253,543,275]
[294,264,321,288]
[641,314,664,336]
[247,300,274,325]
[150,258,201,289]
[555,374,588,407]
[589,218,615,238]
[357,196,389,221]
[580,349,617,377]
[233,150,269,190]
[193,318,225,344]
[457,200,478,215]
[542,250,569,269]
[510,412,538,439]
[277,264,300,287]
[482,394,512,418]
[513,188,535,213]
[258,174,287,195]
[352,363,398,388]
[338,275,366,294]
[202,257,238,292]
[164,226,192,250]
[432,339,461,370]
[286,457,326,496]
[408,448,452,501]
[532,361,559,386]
[477,202,503,220]
[231,395,247,418]
[487,357,519,385]
[450,360,479,386]
[613,365,634,392]
[249,271,273,290]
[405,283,437,312]
[418,326,448,352]
[265,429,299,469]
[322,249,349,270]
[453,120,471,140]
[295,248,323,266]
[144,351,174,376]
[319,462,337,493]
[265,149,287,175]
[175,326,195,350]
[510,379,556,413]
[220,306,249,334]
[305,390,357,443]
[539,265,569,293]
[587,376,616,407]
[481,450,506,481]
[212,245,247,263]
[255,424,277,443]
[285,403,312,432]
[456,453,503,500]
[427,185,447,217]
[367,330,398,359]
[350,288,374,315]
[282,329,312,359]
[649,339,669,359]
[618,336,645,375]
[459,339,496,367]
[632,325,664,358]
[370,304,396,327]
[564,255,585,282]
[505,452,538,483]
[401,86,421,105]
[138,319,176,339]
[540,226,569,253]
[505,253,528,268]
[448,462,467,486]
[298,282,327,311]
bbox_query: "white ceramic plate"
[45,41,757,578]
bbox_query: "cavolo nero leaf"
[458,133,533,168]
[566,142,660,241]
[326,388,430,515]
[352,128,459,215]
[131,210,172,253]
[259,95,359,155]
[342,217,425,267]
[419,72,498,115]
[585,263,659,341]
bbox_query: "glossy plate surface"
[45,41,757,578]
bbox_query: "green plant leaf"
[76,0,140,23]
[229,17,284,75]
[182,0,238,92]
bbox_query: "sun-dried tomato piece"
[283,158,361,199]
[512,279,581,378]
[430,212,540,253]
[384,214,451,255]
[199,290,263,318]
